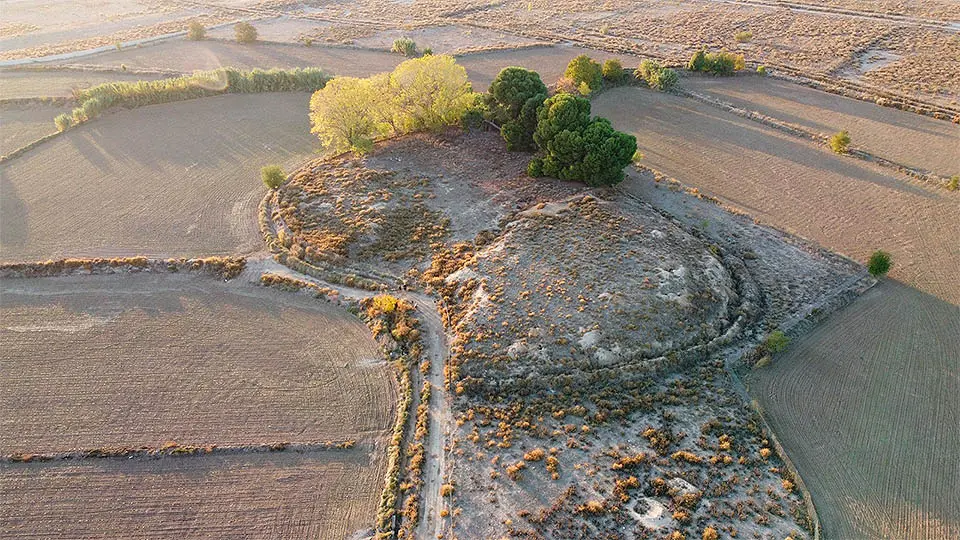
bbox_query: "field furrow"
[747,281,960,539]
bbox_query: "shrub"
[423,47,433,56]
[735,30,753,43]
[829,130,851,154]
[530,93,637,186]
[235,22,257,43]
[261,165,285,189]
[187,20,205,40]
[703,527,719,540]
[867,250,892,277]
[440,483,455,496]
[391,37,418,57]
[763,330,790,354]
[636,60,679,91]
[61,67,330,127]
[564,54,603,94]
[54,113,72,132]
[948,175,958,191]
[688,48,707,71]
[756,65,767,75]
[602,59,624,82]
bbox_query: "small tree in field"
[867,250,892,277]
[829,130,851,154]
[391,38,418,57]
[564,54,603,94]
[310,74,391,154]
[235,22,257,44]
[261,165,285,189]
[187,20,205,41]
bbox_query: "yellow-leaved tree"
[309,74,391,154]
[388,54,476,133]
[309,55,477,154]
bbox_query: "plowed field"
[0,92,315,261]
[747,281,960,540]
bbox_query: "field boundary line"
[3,440,359,464]
[676,86,957,189]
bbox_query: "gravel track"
[746,281,960,540]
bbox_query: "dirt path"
[249,257,453,539]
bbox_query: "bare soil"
[0,101,70,155]
[592,86,960,305]
[0,92,315,261]
[0,69,167,99]
[746,281,960,540]
[0,272,393,454]
[682,75,960,177]
[0,450,383,539]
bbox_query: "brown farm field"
[595,86,960,305]
[0,69,167,99]
[0,102,70,155]
[0,451,381,539]
[682,75,960,177]
[747,281,960,540]
[0,272,393,454]
[0,271,393,538]
[0,92,315,262]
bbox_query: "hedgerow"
[63,67,331,127]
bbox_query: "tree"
[261,165,286,190]
[309,74,391,154]
[308,55,476,154]
[602,59,624,83]
[487,67,548,124]
[187,20,205,41]
[388,54,476,133]
[235,22,257,43]
[529,93,636,186]
[501,92,546,151]
[564,54,603,94]
[867,250,892,277]
[829,130,851,154]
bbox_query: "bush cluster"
[601,59,625,83]
[635,60,679,91]
[868,250,892,277]
[688,48,745,75]
[61,67,331,128]
[261,165,286,190]
[829,130,851,153]
[309,54,478,154]
[564,54,603,95]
